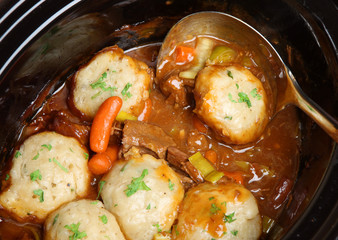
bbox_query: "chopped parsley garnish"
[210,203,221,215]
[64,222,87,240]
[97,180,106,199]
[30,169,42,181]
[124,169,151,197]
[211,238,216,240]
[231,230,238,236]
[221,201,227,206]
[69,148,74,152]
[236,83,239,89]
[83,152,89,160]
[209,196,215,201]
[227,70,234,79]
[120,163,128,172]
[224,212,236,223]
[99,215,108,224]
[153,223,162,233]
[174,225,179,236]
[114,204,118,207]
[238,92,252,108]
[15,151,22,158]
[146,203,151,210]
[250,88,262,100]
[32,152,40,160]
[90,200,99,205]
[5,174,9,181]
[90,72,117,99]
[121,83,133,99]
[53,214,59,225]
[41,144,52,151]
[228,93,237,103]
[52,158,69,173]
[168,179,175,191]
[33,189,44,202]
[224,116,233,120]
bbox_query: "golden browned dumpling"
[194,65,269,144]
[71,45,153,119]
[0,132,91,222]
[173,183,262,240]
[44,199,125,240]
[100,147,184,240]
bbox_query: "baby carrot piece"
[138,98,152,122]
[104,145,119,164]
[223,171,244,185]
[88,153,112,175]
[205,149,217,165]
[90,96,122,153]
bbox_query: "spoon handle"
[285,67,338,142]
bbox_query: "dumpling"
[0,131,91,221]
[70,45,153,119]
[173,182,262,240]
[100,147,184,240]
[194,65,269,144]
[44,199,125,240]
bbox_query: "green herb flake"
[224,116,233,120]
[124,169,151,197]
[146,203,151,210]
[53,214,59,225]
[236,83,239,89]
[99,215,108,224]
[15,151,22,158]
[153,223,162,233]
[227,70,234,79]
[174,225,179,236]
[30,169,42,181]
[231,230,238,236]
[209,196,215,201]
[120,163,128,172]
[121,83,133,99]
[91,91,102,100]
[250,88,262,100]
[69,148,74,152]
[238,92,252,108]
[168,179,175,191]
[33,189,44,202]
[41,144,52,151]
[83,152,89,160]
[5,174,9,181]
[211,238,216,240]
[97,180,106,199]
[224,212,236,223]
[228,93,237,103]
[210,203,221,215]
[64,222,87,240]
[52,158,69,173]
[90,200,99,205]
[114,204,118,207]
[221,201,227,206]
[32,152,40,160]
[90,72,117,99]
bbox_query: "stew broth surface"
[0,43,300,239]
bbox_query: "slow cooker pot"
[0,0,337,239]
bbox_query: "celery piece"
[205,170,224,183]
[188,152,215,177]
[116,111,138,122]
[209,46,236,64]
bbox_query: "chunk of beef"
[167,147,204,183]
[122,120,176,159]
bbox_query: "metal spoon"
[156,11,338,142]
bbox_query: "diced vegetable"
[222,171,244,185]
[175,45,195,64]
[179,37,214,79]
[188,152,215,177]
[116,111,137,122]
[209,46,237,64]
[262,215,276,233]
[192,115,208,133]
[205,170,224,183]
[90,96,122,153]
[204,149,217,164]
[88,153,112,175]
[235,161,250,172]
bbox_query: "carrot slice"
[222,171,244,185]
[175,45,195,64]
[90,96,122,153]
[88,153,112,175]
[138,98,152,122]
[192,115,208,133]
[205,149,217,164]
